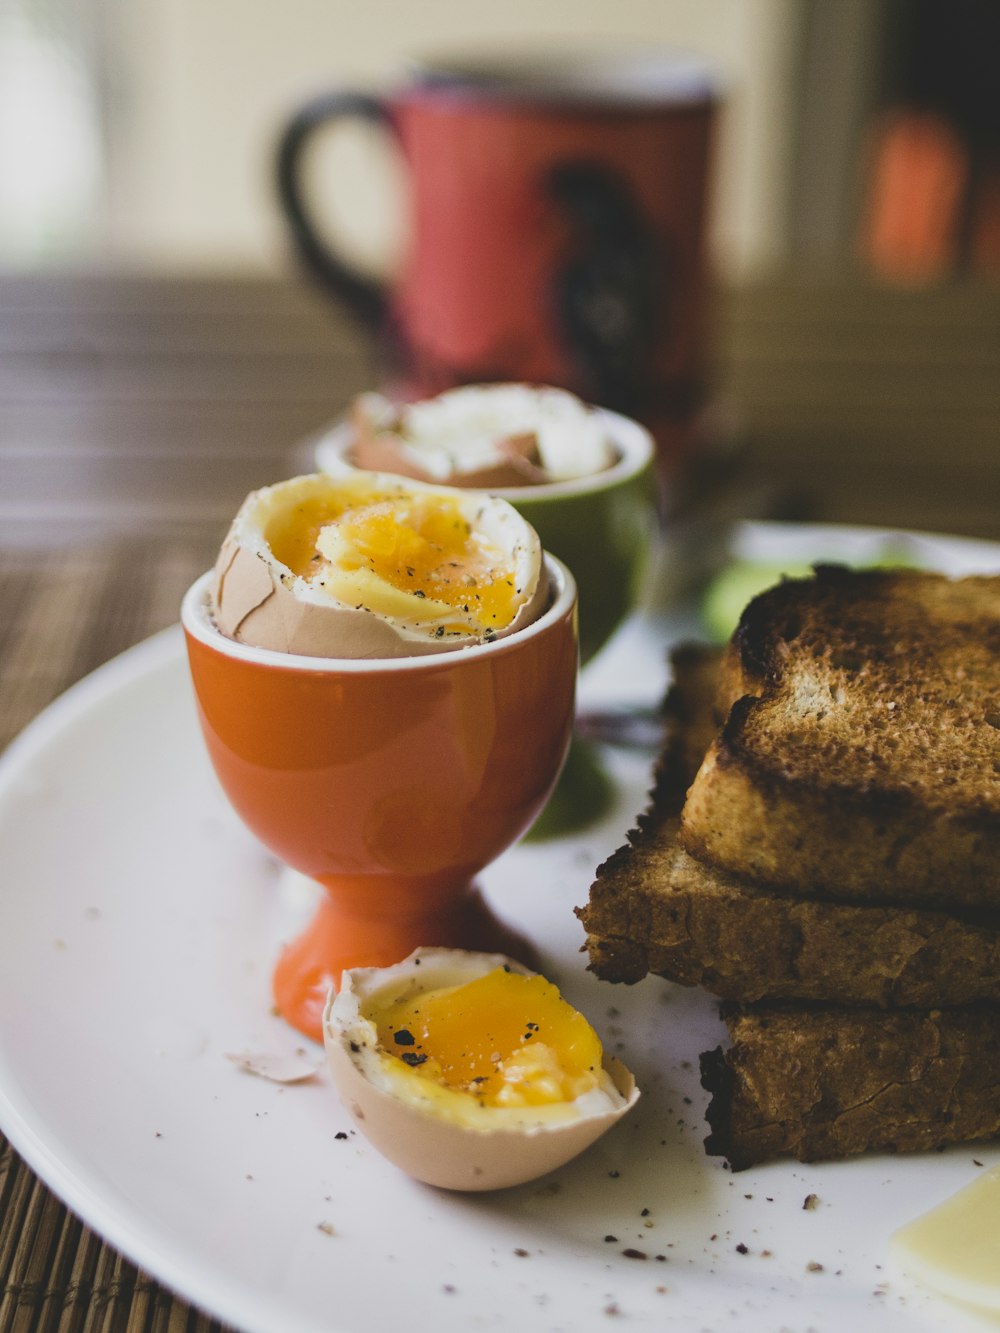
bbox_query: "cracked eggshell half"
[323,948,639,1192]
[349,385,617,488]
[210,471,547,658]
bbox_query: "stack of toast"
[579,565,1000,1169]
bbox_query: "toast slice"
[680,566,1000,909]
[579,637,1000,1008]
[585,816,1000,1006]
[701,1002,1000,1170]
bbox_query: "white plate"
[2,522,1000,1333]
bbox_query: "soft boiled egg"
[324,948,638,1191]
[210,471,547,657]
[350,384,618,488]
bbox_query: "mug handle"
[275,91,396,330]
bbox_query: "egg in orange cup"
[181,472,578,1041]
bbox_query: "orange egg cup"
[181,557,578,1042]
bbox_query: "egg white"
[355,385,617,482]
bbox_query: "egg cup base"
[273,882,542,1042]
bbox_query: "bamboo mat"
[0,535,235,1333]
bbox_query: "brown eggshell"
[349,388,613,489]
[209,473,548,659]
[353,426,550,490]
[323,949,640,1192]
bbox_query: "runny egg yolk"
[265,491,521,633]
[264,493,347,581]
[368,967,604,1108]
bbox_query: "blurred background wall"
[5,0,998,285]
[0,0,826,281]
[0,0,996,548]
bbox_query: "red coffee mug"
[276,50,718,481]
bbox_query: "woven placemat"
[0,536,235,1332]
[0,1138,230,1332]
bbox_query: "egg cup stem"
[273,883,541,1042]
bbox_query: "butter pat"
[890,1164,1000,1314]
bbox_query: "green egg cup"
[315,406,657,837]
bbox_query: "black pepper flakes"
[803,1193,819,1211]
[392,1029,416,1046]
[400,1051,428,1067]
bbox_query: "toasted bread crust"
[584,816,1000,1006]
[681,567,1000,907]
[651,641,724,802]
[680,735,1000,909]
[580,568,1000,1169]
[702,1003,1000,1170]
[580,625,1000,1005]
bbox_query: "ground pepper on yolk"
[330,499,519,632]
[266,489,523,636]
[367,967,604,1108]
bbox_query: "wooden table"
[1,271,997,1331]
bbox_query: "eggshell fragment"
[210,472,548,659]
[323,948,639,1192]
[354,409,549,489]
[225,1050,323,1083]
